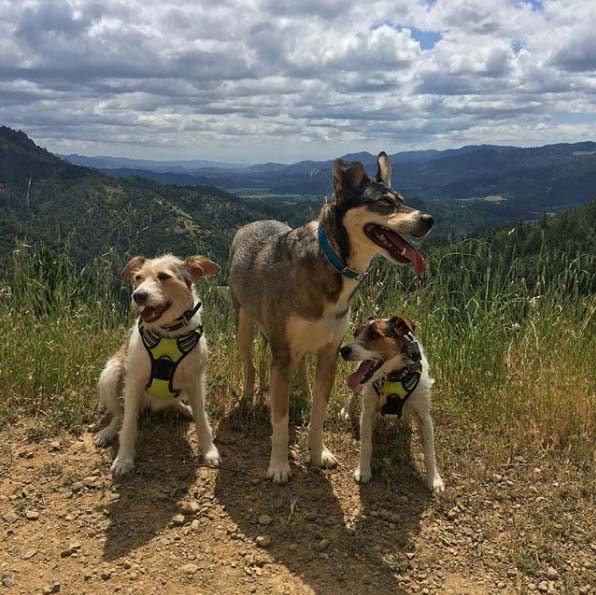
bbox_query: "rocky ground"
[1,409,594,595]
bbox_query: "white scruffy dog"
[340,315,444,493]
[94,254,221,477]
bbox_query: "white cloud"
[0,0,594,162]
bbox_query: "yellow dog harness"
[373,338,422,418]
[139,316,203,400]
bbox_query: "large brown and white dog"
[228,152,434,483]
[94,254,221,477]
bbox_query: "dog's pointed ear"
[390,315,416,335]
[333,159,368,204]
[184,256,220,281]
[122,256,145,279]
[374,151,392,186]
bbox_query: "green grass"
[1,242,594,465]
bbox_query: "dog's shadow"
[101,412,197,561]
[214,407,431,594]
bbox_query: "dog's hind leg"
[414,411,444,494]
[308,345,339,469]
[94,358,124,447]
[236,306,256,401]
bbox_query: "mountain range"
[61,142,596,219]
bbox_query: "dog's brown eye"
[158,272,171,281]
[367,328,381,339]
[134,274,143,282]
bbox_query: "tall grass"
[0,242,594,464]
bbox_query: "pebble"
[182,502,200,515]
[60,542,82,558]
[180,564,198,574]
[2,576,15,588]
[258,514,272,526]
[256,535,271,548]
[172,514,186,526]
[43,582,61,594]
[2,512,18,524]
[316,539,330,552]
[538,581,549,593]
[545,567,558,579]
[101,570,112,581]
[25,510,39,521]
[23,549,37,560]
[49,441,61,451]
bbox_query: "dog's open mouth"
[140,301,172,323]
[347,358,384,391]
[364,224,425,276]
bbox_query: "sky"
[1,0,595,163]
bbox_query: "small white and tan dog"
[94,254,221,477]
[340,316,444,493]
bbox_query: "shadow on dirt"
[101,413,197,561]
[214,404,431,594]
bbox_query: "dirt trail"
[1,411,594,595]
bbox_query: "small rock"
[180,563,198,574]
[2,576,15,588]
[446,508,457,521]
[2,512,18,524]
[23,549,37,560]
[305,511,317,521]
[100,570,112,581]
[289,543,298,552]
[70,482,83,493]
[25,510,39,521]
[538,582,549,593]
[191,519,200,531]
[258,514,272,526]
[82,476,101,489]
[497,582,506,589]
[43,582,61,594]
[49,441,61,451]
[172,514,186,526]
[545,567,558,579]
[249,586,257,593]
[250,478,260,485]
[256,535,271,548]
[182,501,200,515]
[316,539,330,551]
[406,552,415,560]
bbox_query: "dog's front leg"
[112,381,144,477]
[308,345,338,469]
[186,373,220,467]
[415,412,444,494]
[267,361,294,483]
[354,392,376,483]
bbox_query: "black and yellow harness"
[374,337,422,418]
[139,302,203,400]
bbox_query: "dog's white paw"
[266,461,291,484]
[428,475,445,494]
[311,447,338,469]
[202,446,221,468]
[111,457,135,477]
[94,427,117,447]
[353,466,372,484]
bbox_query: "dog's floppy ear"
[374,151,392,186]
[333,159,368,204]
[354,316,374,336]
[184,256,220,281]
[122,256,145,279]
[390,315,416,335]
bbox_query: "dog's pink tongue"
[347,360,374,391]
[141,307,160,323]
[406,245,426,277]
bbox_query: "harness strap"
[139,324,203,400]
[373,360,422,418]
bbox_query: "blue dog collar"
[317,224,367,281]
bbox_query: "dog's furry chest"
[286,309,350,355]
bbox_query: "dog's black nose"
[133,291,148,304]
[339,346,351,360]
[421,213,434,229]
